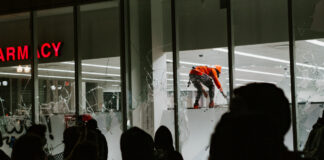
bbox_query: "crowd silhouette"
[0,83,323,160]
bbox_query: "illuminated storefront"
[0,0,323,160]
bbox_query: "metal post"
[73,5,82,117]
[171,0,180,152]
[226,0,235,100]
[287,0,298,152]
[31,11,39,124]
[120,0,132,132]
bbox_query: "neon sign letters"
[0,42,62,62]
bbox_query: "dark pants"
[189,74,215,105]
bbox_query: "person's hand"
[221,91,227,99]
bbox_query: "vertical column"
[31,11,39,124]
[287,0,298,152]
[171,0,180,152]
[151,0,168,132]
[120,0,132,132]
[128,0,154,135]
[9,79,12,113]
[226,0,235,100]
[74,5,82,117]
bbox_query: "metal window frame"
[120,0,132,132]
[287,0,298,152]
[73,5,82,118]
[31,11,39,124]
[21,0,299,154]
[171,0,180,152]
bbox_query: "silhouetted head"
[209,112,282,160]
[26,124,47,146]
[154,126,174,151]
[120,127,154,160]
[230,83,291,136]
[63,126,82,158]
[11,134,46,160]
[87,119,98,130]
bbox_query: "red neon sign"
[0,42,62,62]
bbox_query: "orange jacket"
[190,66,223,92]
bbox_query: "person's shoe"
[194,104,199,109]
[209,101,215,108]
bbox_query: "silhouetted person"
[26,124,47,147]
[304,110,324,160]
[0,131,10,160]
[86,119,108,160]
[167,151,184,160]
[63,126,83,159]
[11,134,46,160]
[72,141,98,160]
[154,126,183,160]
[120,127,154,160]
[209,83,303,160]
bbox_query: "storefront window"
[0,12,32,155]
[80,1,122,159]
[232,0,293,150]
[36,7,75,156]
[175,1,229,159]
[126,0,175,147]
[294,0,324,151]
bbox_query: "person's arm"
[211,69,223,92]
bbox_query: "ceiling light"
[166,72,188,76]
[2,81,8,86]
[167,79,188,82]
[82,78,120,82]
[236,68,285,77]
[61,62,120,70]
[166,59,229,69]
[24,65,31,73]
[50,85,56,91]
[306,40,324,47]
[226,78,277,84]
[214,48,289,64]
[38,68,120,77]
[17,65,23,73]
[82,71,120,77]
[0,72,30,77]
[214,47,324,71]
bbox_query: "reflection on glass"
[0,12,32,156]
[296,38,324,150]
[80,1,122,159]
[37,6,75,156]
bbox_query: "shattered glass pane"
[296,38,324,150]
[0,12,32,156]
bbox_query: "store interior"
[0,0,323,159]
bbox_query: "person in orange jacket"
[188,65,225,109]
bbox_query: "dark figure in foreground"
[154,126,183,160]
[120,127,155,160]
[304,110,324,160]
[11,134,46,160]
[0,131,10,160]
[63,125,99,160]
[209,83,303,160]
[63,126,83,159]
[86,119,108,160]
[26,124,47,147]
